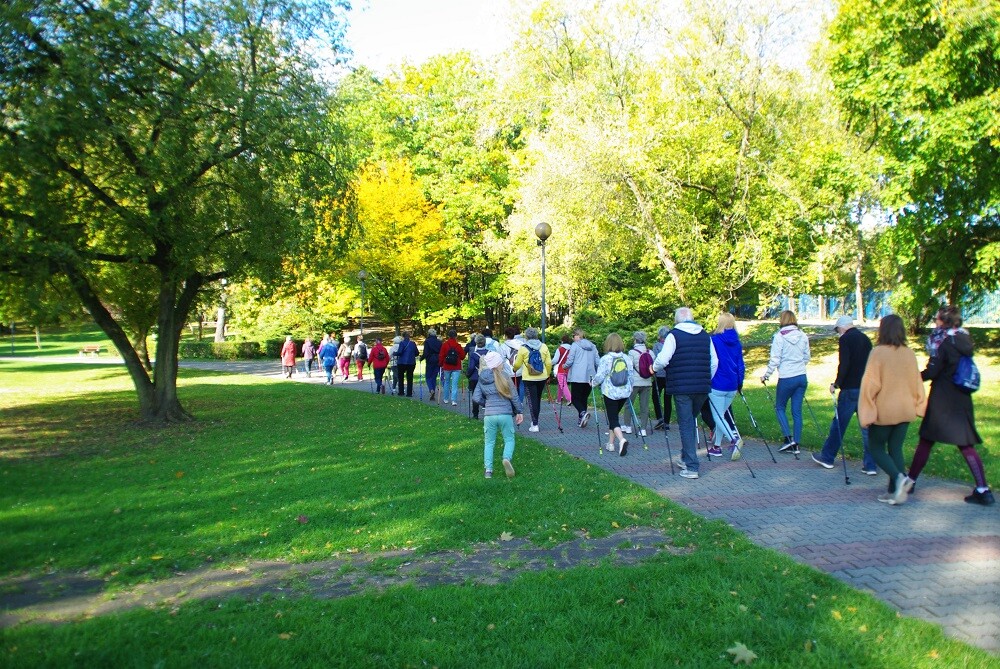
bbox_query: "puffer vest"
[665,328,712,395]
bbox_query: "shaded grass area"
[1,360,995,667]
[737,330,998,486]
[6,556,995,668]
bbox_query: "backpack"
[353,343,367,361]
[609,355,629,387]
[527,346,544,375]
[444,346,459,366]
[375,347,387,362]
[635,347,654,379]
[952,353,981,394]
[466,348,485,378]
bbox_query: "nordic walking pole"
[438,368,445,406]
[591,382,604,455]
[545,378,564,433]
[762,379,799,460]
[725,409,756,478]
[418,368,423,401]
[626,396,649,451]
[830,390,851,485]
[804,396,825,442]
[738,391,778,463]
[663,412,675,475]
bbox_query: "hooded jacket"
[764,325,810,379]
[628,343,653,388]
[471,367,524,417]
[564,338,600,383]
[711,329,746,392]
[592,352,634,400]
[513,339,552,381]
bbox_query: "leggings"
[604,396,626,430]
[868,423,909,491]
[909,438,989,489]
[523,380,545,425]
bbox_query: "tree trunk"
[133,331,153,372]
[35,325,41,350]
[214,306,226,342]
[198,312,204,340]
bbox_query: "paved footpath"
[183,360,1000,654]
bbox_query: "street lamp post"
[358,270,368,337]
[534,222,552,343]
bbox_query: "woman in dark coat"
[907,306,994,506]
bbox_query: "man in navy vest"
[652,307,718,479]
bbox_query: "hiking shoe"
[653,420,665,430]
[580,412,590,428]
[877,493,896,505]
[862,469,878,476]
[707,446,723,457]
[892,473,909,505]
[638,430,647,437]
[451,401,457,406]
[730,439,743,461]
[502,459,515,479]
[528,424,539,432]
[619,439,628,457]
[811,454,835,469]
[778,439,795,453]
[679,469,699,479]
[622,425,632,434]
[484,470,492,479]
[901,476,915,494]
[606,442,616,452]
[965,489,996,506]
[673,456,688,471]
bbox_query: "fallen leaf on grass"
[611,521,620,528]
[615,598,625,605]
[726,642,757,665]
[296,515,309,524]
[831,610,842,620]
[928,649,939,659]
[175,471,184,479]
[858,625,868,632]
[278,633,293,640]
[499,532,514,541]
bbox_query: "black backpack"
[445,346,459,366]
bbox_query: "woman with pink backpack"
[623,331,654,436]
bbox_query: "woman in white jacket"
[591,332,634,456]
[761,310,811,454]
[623,331,653,436]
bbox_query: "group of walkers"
[279,304,992,506]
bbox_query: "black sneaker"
[653,420,665,430]
[779,439,799,454]
[965,489,996,506]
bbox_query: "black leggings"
[604,396,625,430]
[524,380,546,424]
[570,382,592,417]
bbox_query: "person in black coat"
[907,306,994,506]
[421,328,443,401]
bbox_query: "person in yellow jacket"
[513,326,553,432]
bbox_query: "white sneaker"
[528,424,539,432]
[639,430,647,437]
[451,401,457,406]
[679,469,699,479]
[503,459,515,478]
[622,425,632,434]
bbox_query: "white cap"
[834,316,854,329]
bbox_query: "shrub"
[179,341,263,360]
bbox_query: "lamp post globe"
[534,223,551,342]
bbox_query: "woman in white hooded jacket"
[591,332,634,456]
[761,310,811,453]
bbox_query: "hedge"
[178,340,264,360]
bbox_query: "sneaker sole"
[811,454,835,469]
[730,449,742,462]
[580,415,590,428]
[679,471,699,479]
[619,440,628,457]
[503,459,515,478]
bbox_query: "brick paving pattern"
[183,360,1000,654]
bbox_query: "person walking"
[652,308,718,479]
[564,328,600,428]
[302,337,315,377]
[857,315,926,505]
[395,331,419,397]
[280,335,297,378]
[388,336,402,393]
[552,334,572,405]
[651,325,671,430]
[467,335,489,419]
[421,328,442,400]
[337,334,352,382]
[623,331,654,437]
[352,335,368,380]
[472,351,525,479]
[318,334,338,385]
[368,337,390,394]
[706,313,746,460]
[592,333,634,455]
[812,315,877,474]
[502,326,526,403]
[761,310,811,454]
[439,329,466,406]
[907,306,994,506]
[513,327,553,432]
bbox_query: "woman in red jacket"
[438,328,466,406]
[367,337,391,394]
[280,335,296,378]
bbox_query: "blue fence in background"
[737,290,1000,324]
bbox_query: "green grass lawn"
[1,360,996,667]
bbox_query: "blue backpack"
[952,354,981,394]
[527,346,544,375]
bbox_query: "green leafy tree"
[827,0,1000,330]
[0,0,348,421]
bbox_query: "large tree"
[0,0,349,421]
[827,0,1000,329]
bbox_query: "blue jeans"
[442,370,461,403]
[674,394,706,472]
[323,361,335,384]
[484,414,516,470]
[426,364,440,392]
[817,388,875,469]
[775,375,807,443]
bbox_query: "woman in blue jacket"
[707,313,746,460]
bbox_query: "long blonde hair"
[714,313,736,334]
[493,368,513,399]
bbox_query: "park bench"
[79,345,101,356]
